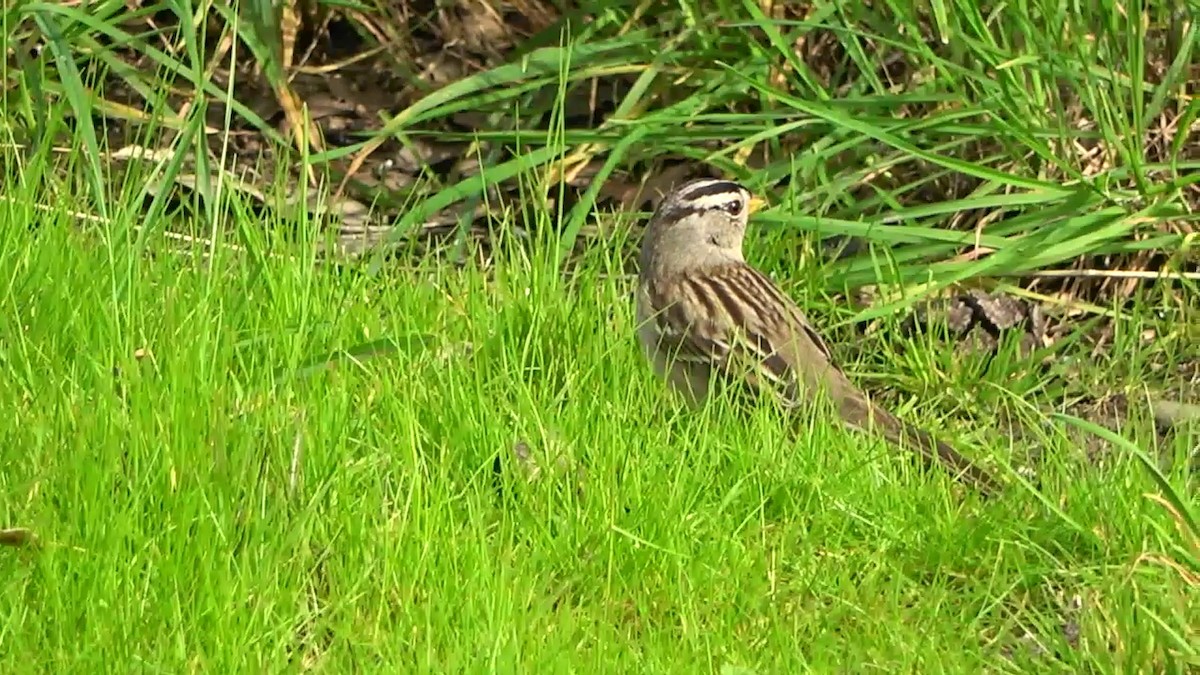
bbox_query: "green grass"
[1,180,1195,671]
[2,0,1198,671]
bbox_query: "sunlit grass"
[0,163,1194,671]
[1,0,1197,671]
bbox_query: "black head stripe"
[677,179,746,202]
[661,204,706,222]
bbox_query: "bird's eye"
[720,199,744,215]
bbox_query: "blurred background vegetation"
[3,1,1197,299]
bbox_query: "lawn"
[2,188,1195,672]
[1,0,1197,672]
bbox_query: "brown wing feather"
[645,264,831,408]
[643,263,1000,495]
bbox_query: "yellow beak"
[747,195,767,215]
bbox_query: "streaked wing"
[643,263,836,407]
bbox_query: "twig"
[997,268,1200,281]
[289,412,305,496]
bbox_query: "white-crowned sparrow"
[635,177,999,495]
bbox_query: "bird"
[634,176,1000,495]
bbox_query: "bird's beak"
[747,195,766,215]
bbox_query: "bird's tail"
[844,395,1001,496]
